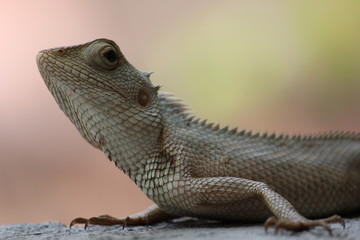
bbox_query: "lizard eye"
[103,49,117,63]
[137,89,150,107]
[99,46,119,70]
[84,40,123,71]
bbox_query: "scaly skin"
[36,39,360,234]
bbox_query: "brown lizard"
[36,38,360,234]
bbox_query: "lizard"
[36,38,360,234]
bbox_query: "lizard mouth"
[37,51,71,103]
[37,50,74,87]
[36,52,49,84]
[37,51,101,148]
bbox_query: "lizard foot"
[69,205,180,229]
[264,215,344,235]
[70,214,139,229]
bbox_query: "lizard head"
[37,39,163,168]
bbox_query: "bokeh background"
[1,0,360,225]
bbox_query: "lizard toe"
[264,216,338,235]
[86,216,125,227]
[322,215,345,228]
[69,215,126,229]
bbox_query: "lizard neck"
[98,121,164,178]
[64,94,166,178]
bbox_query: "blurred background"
[1,0,360,225]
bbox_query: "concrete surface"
[1,217,359,240]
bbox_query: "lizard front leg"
[190,177,344,234]
[70,204,180,228]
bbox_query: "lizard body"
[36,39,360,233]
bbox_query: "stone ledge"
[1,217,359,240]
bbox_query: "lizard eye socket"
[137,89,150,107]
[99,46,119,70]
[84,40,123,71]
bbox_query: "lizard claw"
[264,215,344,235]
[264,216,277,233]
[70,217,89,229]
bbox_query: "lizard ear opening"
[137,88,150,107]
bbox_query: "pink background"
[1,1,360,225]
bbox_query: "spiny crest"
[158,92,191,118]
[158,92,360,141]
